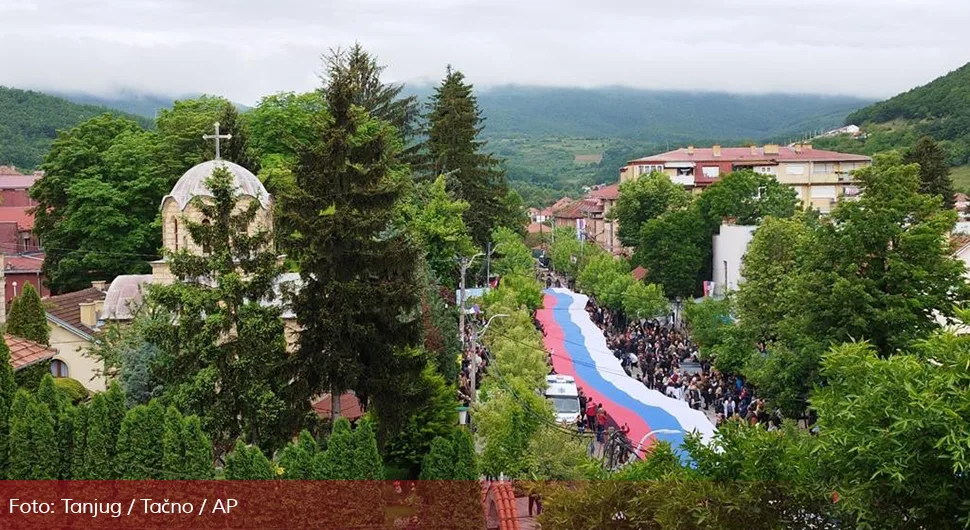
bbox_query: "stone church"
[103,157,299,332]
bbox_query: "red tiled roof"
[588,183,620,200]
[540,197,574,217]
[632,266,648,281]
[630,146,871,164]
[311,393,364,420]
[4,253,44,273]
[0,206,35,230]
[6,334,57,370]
[481,481,521,530]
[44,286,106,335]
[526,222,547,234]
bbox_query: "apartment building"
[552,183,623,254]
[620,144,871,213]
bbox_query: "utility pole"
[485,242,491,289]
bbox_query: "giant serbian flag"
[537,288,716,456]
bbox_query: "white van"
[545,374,581,424]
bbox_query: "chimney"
[764,144,779,155]
[712,145,721,157]
[91,280,106,292]
[750,145,758,155]
[79,302,99,328]
[687,145,695,155]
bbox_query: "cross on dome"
[202,122,232,160]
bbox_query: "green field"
[951,165,970,193]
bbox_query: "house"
[0,165,43,255]
[620,144,872,214]
[43,282,109,391]
[955,193,969,221]
[2,253,47,305]
[551,183,623,254]
[6,333,59,372]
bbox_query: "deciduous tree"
[611,172,691,247]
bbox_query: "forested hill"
[470,86,870,141]
[846,62,970,128]
[0,87,152,170]
[813,62,970,170]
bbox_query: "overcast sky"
[1,0,968,105]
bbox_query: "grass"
[951,165,970,193]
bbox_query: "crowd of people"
[457,319,489,407]
[585,295,783,430]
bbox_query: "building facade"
[551,184,623,255]
[621,144,871,214]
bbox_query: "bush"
[54,378,89,404]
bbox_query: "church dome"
[162,160,270,211]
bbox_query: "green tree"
[31,116,164,292]
[55,404,78,479]
[335,43,421,147]
[80,391,118,479]
[419,436,455,480]
[115,400,165,479]
[70,405,88,479]
[382,365,458,475]
[422,66,519,245]
[622,281,669,320]
[904,135,956,209]
[7,390,58,479]
[181,415,214,480]
[224,439,275,480]
[313,417,386,480]
[402,175,475,287]
[813,334,970,528]
[278,430,319,480]
[802,152,965,354]
[636,207,709,298]
[146,167,293,454]
[6,283,51,345]
[0,337,15,476]
[695,169,800,229]
[284,50,424,430]
[611,172,691,246]
[161,405,185,479]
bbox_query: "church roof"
[162,160,270,211]
[101,274,154,321]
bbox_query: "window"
[702,166,720,178]
[787,164,805,175]
[811,185,837,199]
[813,162,835,174]
[201,219,212,254]
[638,164,664,174]
[50,359,68,378]
[172,218,179,251]
[755,166,775,175]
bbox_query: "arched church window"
[202,219,212,254]
[173,218,179,251]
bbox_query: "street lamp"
[634,429,682,454]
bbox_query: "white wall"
[49,325,105,392]
[712,224,757,296]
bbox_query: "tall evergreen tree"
[328,44,421,146]
[285,52,424,423]
[904,136,955,209]
[0,337,14,477]
[55,404,78,479]
[6,283,50,345]
[70,404,88,479]
[422,66,519,246]
[146,167,293,454]
[161,405,186,479]
[7,390,58,479]
[278,430,319,480]
[36,374,64,415]
[81,392,116,479]
[181,415,214,480]
[419,436,456,480]
[115,400,165,479]
[224,440,275,480]
[312,417,356,480]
